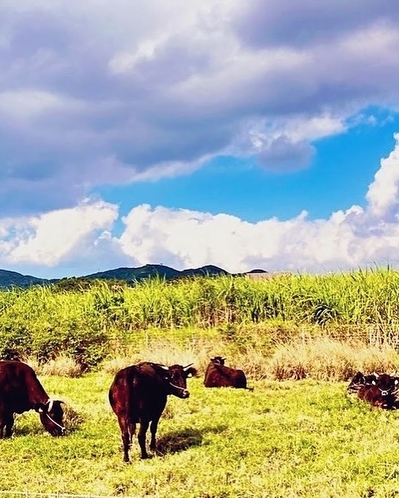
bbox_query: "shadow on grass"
[156,424,227,455]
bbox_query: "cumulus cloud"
[111,137,399,274]
[1,1,399,214]
[230,0,399,49]
[0,199,121,277]
[255,135,315,172]
[366,133,399,220]
[2,136,399,277]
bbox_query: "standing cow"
[109,361,196,462]
[0,360,65,437]
[204,356,249,389]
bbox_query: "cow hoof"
[141,454,153,460]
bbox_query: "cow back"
[109,363,172,423]
[0,361,48,413]
[204,362,247,388]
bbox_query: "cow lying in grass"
[347,371,379,395]
[347,371,399,409]
[204,356,252,390]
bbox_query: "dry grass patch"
[27,355,82,377]
[102,335,230,376]
[267,337,399,381]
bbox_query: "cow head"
[210,356,226,365]
[374,374,399,397]
[34,399,66,436]
[347,371,378,393]
[159,363,197,399]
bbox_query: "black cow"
[0,361,65,437]
[357,373,399,409]
[347,371,379,394]
[204,356,249,389]
[109,361,196,462]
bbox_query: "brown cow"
[0,361,65,437]
[204,356,250,389]
[357,373,399,409]
[347,371,379,394]
[109,361,196,462]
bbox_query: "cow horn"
[183,363,194,370]
[47,399,54,412]
[159,365,169,371]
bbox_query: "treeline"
[1,267,399,369]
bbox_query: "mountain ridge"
[0,264,237,289]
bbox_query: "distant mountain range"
[0,264,245,289]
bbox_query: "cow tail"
[126,366,138,421]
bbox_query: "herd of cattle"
[1,358,399,462]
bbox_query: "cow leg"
[149,418,160,452]
[0,409,13,439]
[0,411,14,439]
[4,412,14,438]
[117,417,132,463]
[0,410,5,439]
[138,420,150,459]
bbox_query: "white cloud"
[1,134,399,277]
[0,90,65,121]
[366,133,399,219]
[112,137,399,273]
[1,0,399,214]
[0,199,118,268]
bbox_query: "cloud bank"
[1,1,399,214]
[1,136,399,278]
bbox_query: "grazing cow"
[347,371,379,394]
[204,356,249,389]
[109,361,196,462]
[0,361,65,437]
[357,373,399,409]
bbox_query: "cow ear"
[50,399,65,407]
[185,367,197,378]
[33,402,47,413]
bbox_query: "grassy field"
[2,373,399,498]
[2,270,399,496]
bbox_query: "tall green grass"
[2,268,399,368]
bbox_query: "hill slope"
[0,264,231,288]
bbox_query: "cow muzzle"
[169,382,189,398]
[180,389,189,399]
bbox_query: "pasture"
[2,269,399,497]
[2,373,399,498]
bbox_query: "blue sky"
[1,1,399,278]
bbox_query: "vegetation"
[1,267,399,371]
[2,374,399,498]
[1,267,399,496]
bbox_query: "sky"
[2,1,399,279]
